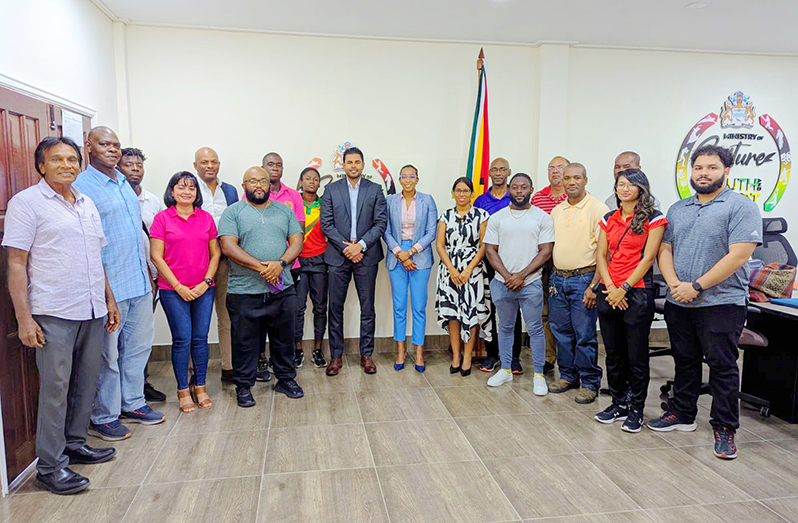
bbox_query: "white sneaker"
[487,369,513,387]
[533,375,548,396]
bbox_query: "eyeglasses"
[399,174,417,180]
[547,166,566,172]
[616,182,635,189]
[489,167,509,173]
[245,179,270,186]
[453,189,472,195]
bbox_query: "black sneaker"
[480,356,499,372]
[293,350,305,368]
[274,379,304,399]
[647,411,698,432]
[311,349,327,368]
[594,403,629,424]
[713,427,738,459]
[511,358,524,375]
[144,382,166,402]
[622,409,643,433]
[542,361,555,376]
[236,386,256,408]
[256,359,272,382]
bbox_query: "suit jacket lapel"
[356,180,368,220]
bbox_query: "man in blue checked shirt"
[73,127,165,441]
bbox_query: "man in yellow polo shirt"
[548,163,609,404]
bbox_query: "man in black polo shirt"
[648,145,761,460]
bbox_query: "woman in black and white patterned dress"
[435,177,492,376]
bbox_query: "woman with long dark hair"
[593,169,667,432]
[150,171,220,413]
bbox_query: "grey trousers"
[33,315,104,474]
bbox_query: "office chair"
[753,217,797,266]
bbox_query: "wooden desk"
[743,302,798,423]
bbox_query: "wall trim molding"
[0,73,97,118]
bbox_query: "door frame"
[0,74,96,497]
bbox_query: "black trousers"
[227,289,297,387]
[665,302,746,430]
[295,255,328,344]
[484,258,522,360]
[597,286,654,412]
[327,261,379,359]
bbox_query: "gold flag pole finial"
[477,48,485,72]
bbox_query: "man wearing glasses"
[475,157,523,374]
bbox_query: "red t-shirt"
[599,209,667,288]
[301,197,327,258]
[149,207,218,290]
[531,185,567,214]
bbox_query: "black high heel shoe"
[449,365,461,374]
[460,366,472,377]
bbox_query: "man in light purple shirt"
[3,137,120,495]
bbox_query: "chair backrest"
[753,217,797,267]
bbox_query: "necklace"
[509,206,530,220]
[250,202,269,223]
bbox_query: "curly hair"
[614,169,655,235]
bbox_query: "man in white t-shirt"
[483,173,554,394]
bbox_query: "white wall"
[0,0,118,127]
[123,26,539,344]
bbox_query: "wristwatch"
[692,281,703,293]
[203,277,214,286]
[621,282,632,292]
[278,259,288,268]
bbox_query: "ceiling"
[93,0,798,55]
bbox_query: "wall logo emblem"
[301,141,396,195]
[675,91,791,211]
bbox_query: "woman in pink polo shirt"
[150,171,221,413]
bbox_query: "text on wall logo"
[301,141,396,195]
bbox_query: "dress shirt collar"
[37,178,84,203]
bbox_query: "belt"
[554,265,596,277]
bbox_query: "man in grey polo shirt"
[648,145,761,461]
[219,166,304,407]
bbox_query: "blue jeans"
[92,293,155,424]
[160,287,215,390]
[388,240,432,346]
[490,279,545,372]
[548,271,603,390]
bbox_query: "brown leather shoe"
[326,357,343,376]
[361,356,377,374]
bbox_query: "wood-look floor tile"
[366,419,477,466]
[116,401,182,439]
[645,501,786,523]
[146,431,267,483]
[377,461,517,523]
[264,424,372,473]
[434,386,533,417]
[510,381,611,413]
[586,448,752,509]
[760,497,798,522]
[681,442,798,499]
[349,352,430,391]
[70,437,165,488]
[738,408,798,441]
[0,486,137,523]
[417,350,474,388]
[455,414,576,459]
[258,468,389,523]
[122,477,260,523]
[172,398,271,435]
[525,511,654,523]
[542,411,672,452]
[485,454,637,519]
[292,365,352,394]
[271,392,361,428]
[770,438,798,455]
[357,388,449,422]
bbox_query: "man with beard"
[74,127,165,441]
[219,166,304,406]
[483,173,554,394]
[117,148,166,403]
[648,145,761,461]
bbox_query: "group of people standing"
[5,125,761,495]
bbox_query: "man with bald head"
[475,157,523,374]
[605,152,660,210]
[219,166,304,406]
[193,147,239,383]
[74,127,165,441]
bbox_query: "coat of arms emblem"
[720,91,756,129]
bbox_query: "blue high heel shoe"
[394,361,405,371]
[415,364,426,373]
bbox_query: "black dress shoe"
[273,379,304,399]
[449,365,461,374]
[460,367,472,377]
[144,382,167,402]
[236,386,256,408]
[65,445,116,465]
[36,467,90,495]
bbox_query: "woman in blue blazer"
[384,165,438,372]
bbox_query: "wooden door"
[0,85,90,483]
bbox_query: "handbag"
[748,262,796,302]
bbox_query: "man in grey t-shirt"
[648,145,761,461]
[484,173,554,394]
[219,166,304,407]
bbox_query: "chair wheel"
[661,402,670,412]
[660,384,671,394]
[760,406,771,418]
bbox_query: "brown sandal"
[177,388,195,413]
[191,384,212,409]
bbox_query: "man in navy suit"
[320,147,388,375]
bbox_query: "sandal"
[177,388,195,413]
[191,384,212,409]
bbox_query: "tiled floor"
[2,350,798,523]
